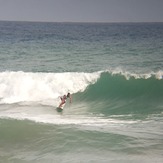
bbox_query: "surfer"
[58,93,72,108]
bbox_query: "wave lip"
[107,69,163,80]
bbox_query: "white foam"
[0,108,136,126]
[107,68,163,80]
[0,71,100,104]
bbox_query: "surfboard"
[56,107,63,112]
[56,103,65,112]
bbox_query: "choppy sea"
[0,21,163,163]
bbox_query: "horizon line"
[0,19,163,24]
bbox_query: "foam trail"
[0,71,100,104]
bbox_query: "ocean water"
[0,21,163,163]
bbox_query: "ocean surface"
[0,21,163,163]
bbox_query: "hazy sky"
[0,0,163,22]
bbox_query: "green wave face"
[75,72,163,117]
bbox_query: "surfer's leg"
[59,100,65,108]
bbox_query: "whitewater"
[0,71,100,104]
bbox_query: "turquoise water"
[0,21,163,162]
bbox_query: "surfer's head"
[67,92,70,98]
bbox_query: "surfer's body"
[58,93,72,108]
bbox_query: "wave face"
[76,71,163,116]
